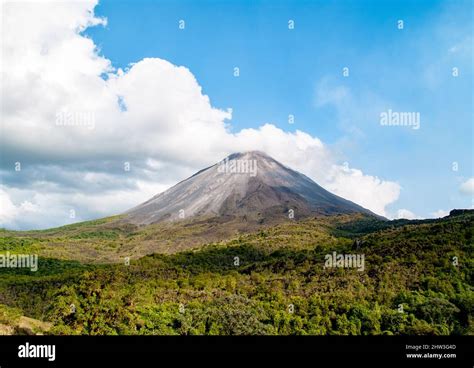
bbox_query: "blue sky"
[1,0,472,229]
[85,0,472,217]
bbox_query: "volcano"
[125,151,379,225]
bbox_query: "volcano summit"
[125,151,379,225]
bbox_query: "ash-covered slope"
[125,151,379,225]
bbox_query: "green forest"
[0,211,472,335]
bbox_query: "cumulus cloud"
[324,165,400,217]
[0,181,166,230]
[430,209,450,218]
[0,189,22,227]
[0,0,401,229]
[395,209,419,220]
[459,178,474,196]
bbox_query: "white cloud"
[460,178,474,195]
[0,0,401,229]
[430,209,450,218]
[0,180,166,230]
[324,165,400,217]
[395,209,419,220]
[0,189,20,226]
[0,188,42,229]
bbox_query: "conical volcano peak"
[217,151,273,177]
[125,152,378,225]
[225,150,272,160]
[217,151,290,179]
[221,150,278,168]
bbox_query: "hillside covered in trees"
[0,211,472,335]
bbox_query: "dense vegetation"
[0,212,472,335]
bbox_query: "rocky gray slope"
[125,151,378,225]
